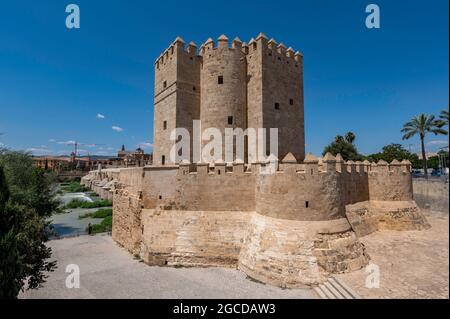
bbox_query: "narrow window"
[163,121,167,130]
[253,42,257,50]
[163,81,167,88]
[305,201,309,208]
[162,155,165,165]
[289,99,294,105]
[228,116,233,125]
[218,76,224,84]
[159,195,162,199]
[193,86,196,91]
[274,102,280,110]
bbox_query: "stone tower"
[152,33,305,164]
[153,37,201,165]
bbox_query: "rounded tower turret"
[200,35,247,162]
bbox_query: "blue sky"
[0,0,448,157]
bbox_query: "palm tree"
[401,114,447,178]
[345,132,356,144]
[440,109,449,126]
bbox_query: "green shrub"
[79,208,112,219]
[89,215,112,234]
[65,199,112,209]
[61,181,89,193]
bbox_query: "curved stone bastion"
[81,153,430,287]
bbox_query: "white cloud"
[48,138,56,143]
[96,113,105,119]
[427,140,448,146]
[138,142,153,149]
[57,140,76,145]
[26,147,52,155]
[112,126,123,132]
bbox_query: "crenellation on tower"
[153,33,304,166]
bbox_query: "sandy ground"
[19,234,317,299]
[336,210,449,299]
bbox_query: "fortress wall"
[140,209,252,267]
[238,212,369,287]
[141,163,255,211]
[112,182,143,255]
[368,163,413,201]
[255,166,344,221]
[117,167,144,187]
[344,162,429,236]
[340,162,370,206]
[141,166,180,209]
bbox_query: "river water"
[50,190,110,238]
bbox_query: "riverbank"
[50,182,112,238]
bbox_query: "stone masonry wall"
[238,213,369,287]
[140,209,252,267]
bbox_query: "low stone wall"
[345,200,430,237]
[413,178,449,213]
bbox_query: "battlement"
[155,36,200,70]
[168,152,411,180]
[155,33,303,68]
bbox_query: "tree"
[0,149,57,298]
[366,143,420,168]
[427,150,449,170]
[345,132,356,144]
[440,109,449,125]
[401,114,448,178]
[323,133,364,161]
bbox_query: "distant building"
[33,145,152,172]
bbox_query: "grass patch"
[86,191,99,197]
[79,208,112,219]
[61,181,89,193]
[65,199,112,209]
[88,215,112,234]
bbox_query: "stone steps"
[313,276,362,299]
